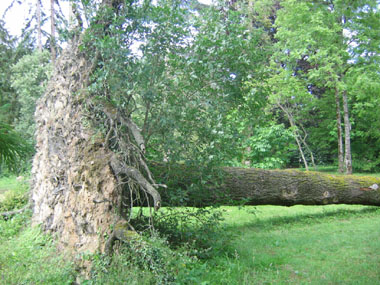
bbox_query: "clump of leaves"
[148,163,231,258]
[152,207,228,259]
[88,234,194,285]
[0,211,30,242]
[0,183,28,212]
[0,123,32,172]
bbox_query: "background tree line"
[1,0,380,175]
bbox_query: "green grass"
[0,214,76,284]
[0,175,20,196]
[0,176,29,211]
[1,172,380,284]
[0,176,76,284]
[298,165,380,177]
[188,205,380,284]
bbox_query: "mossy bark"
[222,168,380,206]
[156,165,380,206]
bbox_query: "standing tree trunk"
[36,0,42,51]
[299,123,316,168]
[50,0,56,64]
[335,87,345,173]
[277,103,309,171]
[342,90,352,174]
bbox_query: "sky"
[0,0,212,37]
[0,0,71,37]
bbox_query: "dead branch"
[0,204,29,219]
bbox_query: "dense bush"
[0,180,29,212]
[87,234,195,284]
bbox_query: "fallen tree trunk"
[222,168,380,206]
[154,165,380,206]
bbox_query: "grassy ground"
[190,205,380,284]
[299,165,380,178]
[0,175,19,198]
[1,172,380,284]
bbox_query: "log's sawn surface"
[222,168,380,206]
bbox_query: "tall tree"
[267,68,316,170]
[36,0,42,51]
[11,50,52,143]
[0,21,17,125]
[0,21,33,127]
[272,0,379,174]
[50,0,56,64]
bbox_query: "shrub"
[88,234,194,284]
[151,207,229,259]
[0,181,29,212]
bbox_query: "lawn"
[191,205,380,284]
[0,175,20,197]
[1,174,380,284]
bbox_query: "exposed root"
[110,157,161,210]
[88,98,163,216]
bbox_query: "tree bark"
[342,90,352,174]
[221,167,380,206]
[335,87,344,173]
[31,1,161,255]
[155,165,380,207]
[277,103,309,170]
[31,41,119,254]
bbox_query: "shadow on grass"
[231,206,380,231]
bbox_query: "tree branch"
[0,205,29,219]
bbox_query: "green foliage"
[0,210,30,243]
[348,65,380,172]
[0,187,28,212]
[0,123,32,172]
[88,234,195,285]
[0,224,76,284]
[265,0,380,169]
[247,124,296,169]
[130,0,272,169]
[0,21,19,126]
[0,176,29,235]
[152,207,227,258]
[11,50,52,143]
[0,20,34,126]
[74,0,380,174]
